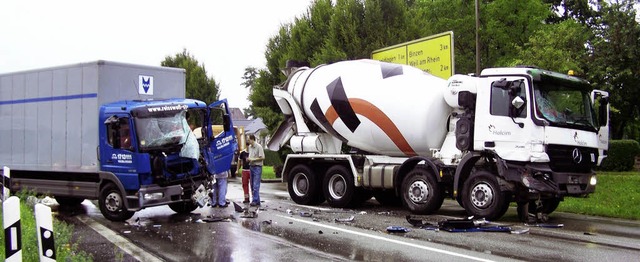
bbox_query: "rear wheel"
[55,196,85,207]
[288,164,324,205]
[99,184,134,221]
[401,166,444,214]
[323,165,357,208]
[462,170,510,221]
[168,201,198,214]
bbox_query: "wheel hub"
[105,192,122,212]
[328,175,346,199]
[471,183,494,208]
[292,173,309,196]
[408,180,429,203]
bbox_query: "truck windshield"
[134,111,191,150]
[533,82,596,131]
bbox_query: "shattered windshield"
[134,110,192,150]
[533,82,596,131]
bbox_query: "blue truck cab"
[97,98,237,221]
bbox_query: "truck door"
[204,99,237,174]
[591,90,610,165]
[100,115,144,190]
[474,77,537,161]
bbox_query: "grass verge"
[0,192,92,261]
[557,171,640,220]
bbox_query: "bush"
[264,149,283,167]
[599,140,640,171]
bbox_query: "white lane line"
[278,215,495,262]
[289,204,333,211]
[75,215,164,262]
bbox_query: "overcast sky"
[0,0,313,109]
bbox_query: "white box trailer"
[0,60,185,172]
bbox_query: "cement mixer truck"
[268,59,609,221]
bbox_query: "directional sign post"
[372,31,454,79]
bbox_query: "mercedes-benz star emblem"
[572,148,583,164]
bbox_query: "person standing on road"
[210,170,230,208]
[247,134,264,206]
[237,145,251,203]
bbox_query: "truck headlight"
[144,193,164,200]
[590,176,597,186]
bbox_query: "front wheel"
[168,201,198,214]
[462,170,510,221]
[288,164,324,205]
[401,166,444,214]
[98,184,134,222]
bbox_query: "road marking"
[289,204,333,211]
[278,215,495,262]
[75,215,164,262]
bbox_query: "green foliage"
[557,172,640,220]
[585,1,640,140]
[0,192,92,261]
[161,49,220,104]
[264,150,283,167]
[600,140,640,171]
[507,19,591,73]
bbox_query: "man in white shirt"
[247,134,265,206]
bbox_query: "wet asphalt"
[54,177,640,262]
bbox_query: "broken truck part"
[269,59,609,221]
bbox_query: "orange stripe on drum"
[324,98,416,156]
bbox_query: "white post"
[35,204,56,262]
[3,196,22,262]
[2,166,10,201]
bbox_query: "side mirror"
[598,97,609,127]
[223,114,231,132]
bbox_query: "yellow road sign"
[372,31,454,79]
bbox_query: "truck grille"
[546,144,598,173]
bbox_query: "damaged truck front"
[0,61,236,221]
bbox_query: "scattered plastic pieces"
[300,211,312,217]
[335,215,355,223]
[123,231,131,234]
[386,226,410,233]
[240,211,258,218]
[406,215,531,234]
[318,230,323,234]
[233,202,245,213]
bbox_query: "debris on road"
[335,215,355,223]
[406,215,531,234]
[240,211,258,218]
[300,211,313,217]
[233,202,246,213]
[386,226,410,233]
[525,223,564,228]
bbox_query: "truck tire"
[168,201,198,214]
[462,170,510,221]
[401,166,444,214]
[99,184,135,222]
[55,196,85,207]
[288,164,324,205]
[323,165,358,208]
[373,190,402,206]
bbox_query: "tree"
[586,0,640,140]
[161,49,220,104]
[507,19,592,73]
